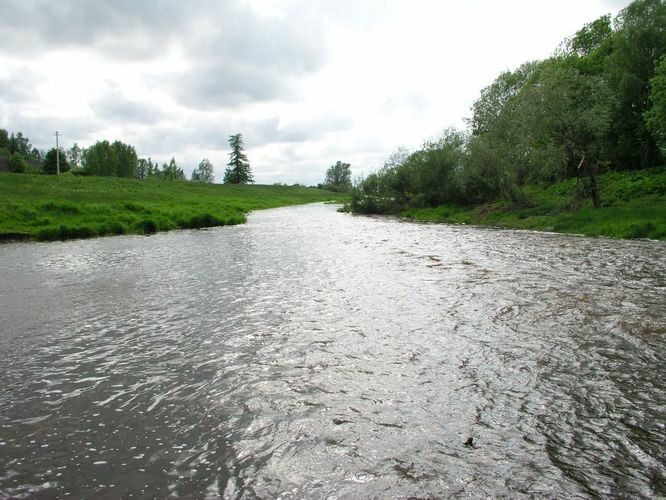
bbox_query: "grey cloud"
[0,1,325,68]
[6,113,102,152]
[0,1,348,111]
[0,0,186,59]
[0,67,38,103]
[90,84,165,124]
[274,115,354,143]
[165,5,326,109]
[171,61,290,109]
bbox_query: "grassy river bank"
[398,169,666,240]
[0,173,338,242]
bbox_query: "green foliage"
[0,129,9,151]
[136,158,149,179]
[224,133,253,184]
[67,143,82,169]
[396,169,666,240]
[0,128,41,161]
[8,131,32,157]
[605,0,666,169]
[42,148,70,174]
[160,157,185,180]
[646,55,666,155]
[8,153,27,173]
[565,15,613,59]
[0,174,338,241]
[351,129,467,212]
[191,158,215,183]
[323,161,352,192]
[352,0,666,223]
[82,140,138,177]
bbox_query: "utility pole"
[55,131,60,175]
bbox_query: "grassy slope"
[400,169,666,240]
[0,173,338,241]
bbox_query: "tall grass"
[0,174,337,241]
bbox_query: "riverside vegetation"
[350,0,666,241]
[0,174,337,242]
[400,169,666,240]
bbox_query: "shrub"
[8,153,27,173]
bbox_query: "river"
[0,203,664,498]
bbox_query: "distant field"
[399,169,666,240]
[0,173,338,241]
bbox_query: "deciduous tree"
[68,143,82,169]
[8,152,27,173]
[324,161,352,192]
[82,140,138,177]
[42,148,70,174]
[192,158,215,183]
[646,55,666,155]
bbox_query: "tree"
[0,129,9,152]
[8,152,27,173]
[113,140,138,178]
[565,15,612,58]
[42,148,70,174]
[468,62,540,137]
[68,143,82,169]
[82,140,138,177]
[324,161,352,192]
[192,158,215,183]
[526,63,614,206]
[146,157,156,178]
[646,55,666,155]
[83,140,114,176]
[161,157,185,180]
[605,0,666,169]
[8,132,31,156]
[466,62,544,205]
[136,158,149,179]
[223,133,253,184]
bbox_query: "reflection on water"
[0,203,664,498]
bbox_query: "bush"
[8,153,27,173]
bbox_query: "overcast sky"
[0,0,628,184]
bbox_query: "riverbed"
[1,203,664,498]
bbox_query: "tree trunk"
[577,154,601,209]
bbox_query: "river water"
[0,203,664,499]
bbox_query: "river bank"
[398,169,666,240]
[0,173,338,241]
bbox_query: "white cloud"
[0,0,629,184]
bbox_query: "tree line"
[0,130,254,185]
[352,0,666,214]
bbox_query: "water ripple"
[0,204,664,498]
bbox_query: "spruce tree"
[223,133,253,184]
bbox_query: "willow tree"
[511,59,615,207]
[223,133,253,184]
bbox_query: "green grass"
[0,173,338,242]
[399,169,666,240]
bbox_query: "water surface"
[1,203,664,498]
